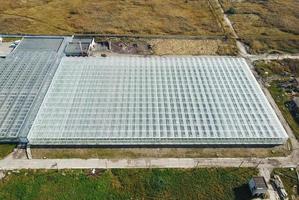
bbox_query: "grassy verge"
[0,168,257,200]
[31,145,290,159]
[272,168,299,198]
[1,37,22,43]
[268,83,299,139]
[0,144,15,159]
[254,59,299,140]
[255,60,287,79]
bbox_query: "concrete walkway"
[248,54,299,61]
[0,153,297,170]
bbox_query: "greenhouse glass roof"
[0,37,65,142]
[28,56,288,145]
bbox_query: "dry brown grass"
[220,0,299,54]
[149,39,219,55]
[0,0,223,36]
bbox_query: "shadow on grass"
[233,184,252,200]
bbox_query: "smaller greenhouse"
[0,37,66,142]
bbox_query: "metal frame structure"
[28,56,288,145]
[0,37,65,142]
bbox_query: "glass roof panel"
[28,56,288,145]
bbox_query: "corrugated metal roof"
[252,177,268,189]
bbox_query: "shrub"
[225,7,236,15]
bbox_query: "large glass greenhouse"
[27,56,288,145]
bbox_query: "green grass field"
[0,168,257,200]
[0,144,15,159]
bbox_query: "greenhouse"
[0,37,65,142]
[27,56,288,145]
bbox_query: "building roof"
[252,177,268,189]
[64,42,90,55]
[28,56,288,145]
[16,37,64,52]
[0,37,65,142]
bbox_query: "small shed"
[248,176,268,197]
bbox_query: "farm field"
[0,168,257,200]
[0,0,223,36]
[220,0,299,54]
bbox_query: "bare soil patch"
[149,39,237,55]
[93,37,238,56]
